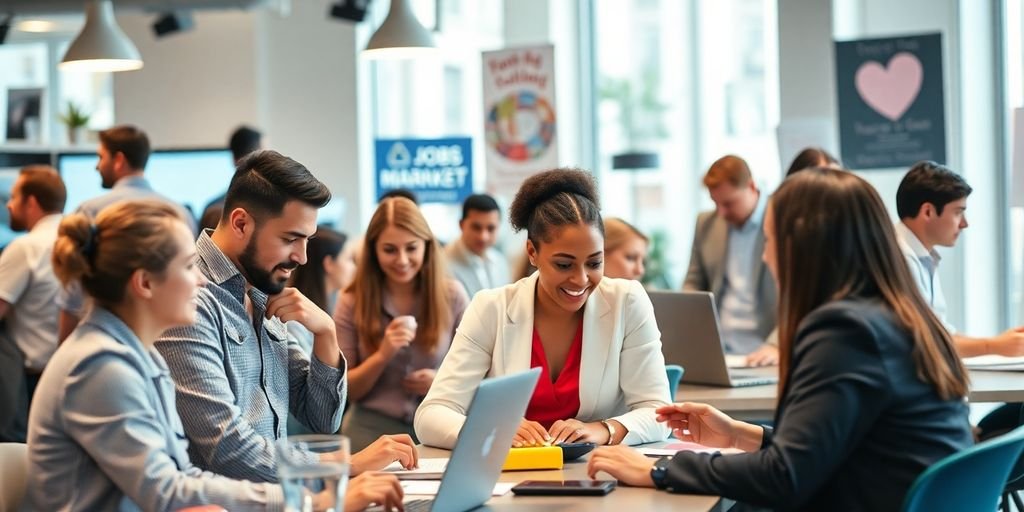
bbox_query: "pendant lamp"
[363,0,437,59]
[60,0,143,72]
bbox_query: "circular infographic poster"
[485,90,556,162]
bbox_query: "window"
[366,0,504,243]
[592,0,779,288]
[1004,0,1024,325]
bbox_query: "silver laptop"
[649,291,777,388]
[384,368,541,512]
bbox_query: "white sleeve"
[0,239,31,305]
[414,293,499,448]
[611,280,672,445]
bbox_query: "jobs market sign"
[375,137,473,204]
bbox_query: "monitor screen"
[56,148,346,229]
[57,148,236,218]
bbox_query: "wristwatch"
[599,419,616,445]
[650,456,672,490]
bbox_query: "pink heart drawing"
[854,52,923,122]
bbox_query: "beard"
[238,235,299,295]
[7,209,25,232]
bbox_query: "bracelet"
[600,419,616,445]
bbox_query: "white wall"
[256,0,363,233]
[112,2,365,234]
[113,11,260,148]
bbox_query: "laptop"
[649,291,778,388]
[379,368,542,512]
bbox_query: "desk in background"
[678,367,1024,420]
[416,445,727,511]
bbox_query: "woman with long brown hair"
[333,197,468,451]
[587,167,972,511]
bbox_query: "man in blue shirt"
[894,161,1024,356]
[155,150,417,483]
[684,155,778,366]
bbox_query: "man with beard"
[0,166,65,441]
[155,150,418,483]
[56,125,197,342]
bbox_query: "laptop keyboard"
[404,499,433,511]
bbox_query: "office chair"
[1000,404,1024,512]
[902,424,1024,512]
[665,364,684,402]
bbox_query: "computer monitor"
[57,148,236,218]
[56,149,346,228]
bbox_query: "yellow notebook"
[502,445,564,471]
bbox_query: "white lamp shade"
[60,0,143,72]
[364,0,437,59]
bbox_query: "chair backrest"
[665,364,684,402]
[0,443,28,512]
[902,425,1024,512]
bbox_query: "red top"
[525,321,584,429]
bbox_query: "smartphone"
[511,480,617,496]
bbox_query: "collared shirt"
[58,175,198,316]
[894,221,954,332]
[445,238,511,298]
[28,307,283,511]
[154,231,346,483]
[0,214,62,370]
[719,193,767,354]
[333,279,468,423]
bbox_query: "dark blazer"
[682,209,777,342]
[660,298,973,512]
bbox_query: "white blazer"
[414,273,672,448]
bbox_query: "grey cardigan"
[27,307,283,511]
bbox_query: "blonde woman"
[334,197,469,451]
[603,218,649,281]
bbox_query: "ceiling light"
[60,0,143,72]
[363,0,437,60]
[16,20,58,33]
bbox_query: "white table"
[678,367,1024,419]
[415,445,727,511]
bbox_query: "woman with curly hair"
[415,168,671,449]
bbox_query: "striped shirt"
[154,231,346,483]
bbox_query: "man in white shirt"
[0,166,65,440]
[56,125,196,342]
[445,193,511,297]
[684,155,778,366]
[894,160,1024,356]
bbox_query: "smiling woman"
[333,197,469,451]
[414,168,672,450]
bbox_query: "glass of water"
[276,434,350,512]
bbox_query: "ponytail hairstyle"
[508,168,603,245]
[52,200,186,308]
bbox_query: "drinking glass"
[276,434,350,512]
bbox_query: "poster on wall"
[834,33,946,170]
[482,45,558,196]
[5,88,43,142]
[374,137,473,205]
